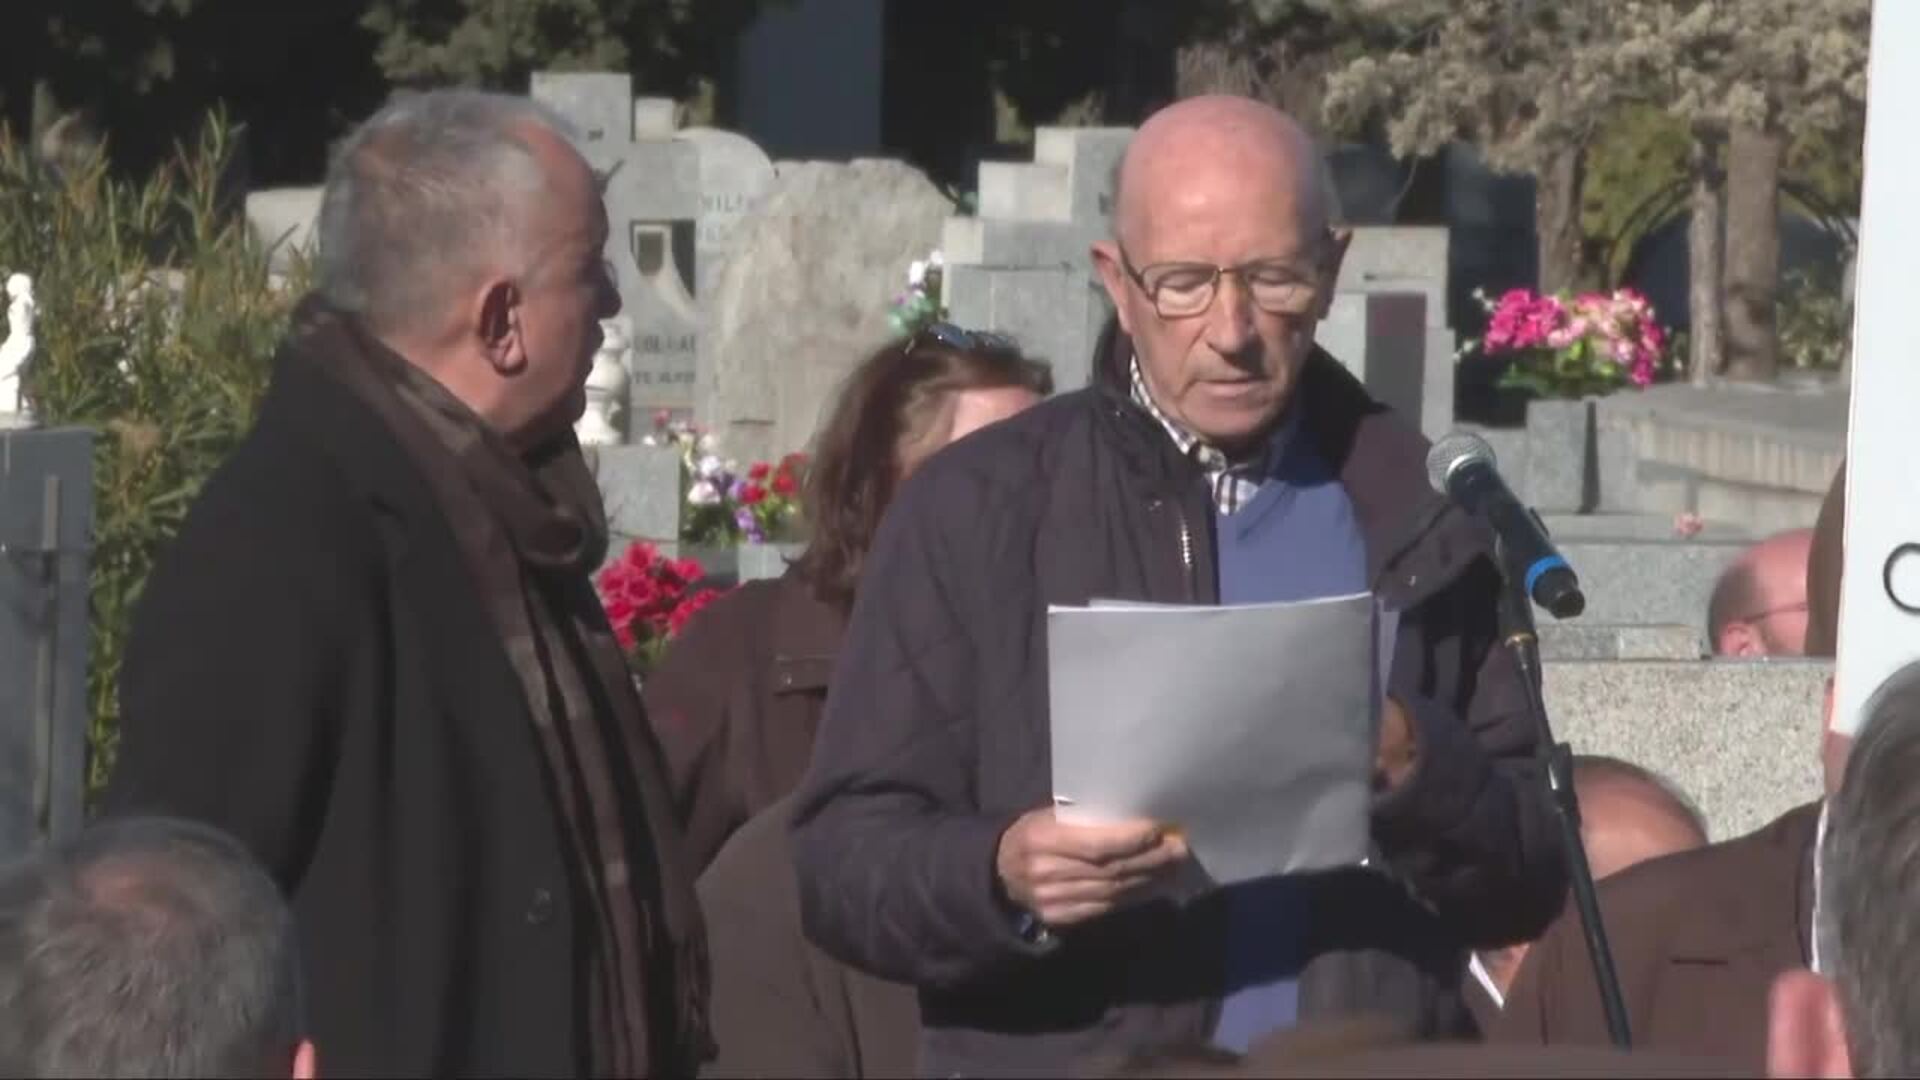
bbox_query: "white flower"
[698,432,720,454]
[928,249,944,269]
[640,435,659,447]
[688,480,721,507]
[697,453,725,479]
[907,259,927,288]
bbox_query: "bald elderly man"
[791,95,1564,1075]
[1465,756,1708,1028]
[1708,527,1814,656]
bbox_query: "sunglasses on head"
[907,321,1018,355]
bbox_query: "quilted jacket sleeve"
[1371,557,1568,948]
[788,465,1047,990]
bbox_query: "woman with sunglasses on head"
[644,324,1054,875]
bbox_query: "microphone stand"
[1496,539,1632,1049]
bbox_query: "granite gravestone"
[531,73,701,418]
[0,427,92,859]
[941,127,1132,391]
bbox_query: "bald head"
[1574,756,1709,880]
[1709,528,1815,657]
[1093,95,1349,455]
[1113,96,1337,251]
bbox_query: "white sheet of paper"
[1048,592,1386,887]
[1836,0,1920,736]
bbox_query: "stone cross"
[941,127,1131,391]
[531,73,701,419]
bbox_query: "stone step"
[1558,538,1746,633]
[1597,383,1844,496]
[1542,658,1828,840]
[1538,623,1706,661]
[1538,512,1754,543]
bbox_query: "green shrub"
[1777,262,1851,371]
[0,112,305,800]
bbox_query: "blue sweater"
[1209,426,1368,1053]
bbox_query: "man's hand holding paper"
[1046,592,1394,890]
[993,810,1191,927]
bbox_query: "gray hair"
[316,88,580,335]
[0,817,304,1078]
[1821,660,1920,1077]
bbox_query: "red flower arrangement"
[595,540,728,672]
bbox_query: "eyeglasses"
[1118,242,1333,320]
[907,321,1017,354]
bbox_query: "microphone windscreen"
[1426,431,1498,496]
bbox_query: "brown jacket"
[699,794,920,1077]
[645,569,845,871]
[1493,801,1820,1071]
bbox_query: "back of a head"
[315,87,576,338]
[0,817,303,1078]
[1572,755,1708,879]
[1823,660,1920,1076]
[793,330,1053,611]
[1806,460,1846,657]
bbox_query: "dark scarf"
[286,297,709,1077]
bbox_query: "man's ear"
[1718,620,1763,657]
[1090,240,1135,338]
[477,279,526,376]
[1767,969,1853,1078]
[292,1038,318,1080]
[1313,227,1354,320]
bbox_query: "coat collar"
[1092,326,1485,607]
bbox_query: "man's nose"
[1205,271,1258,358]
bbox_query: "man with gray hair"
[104,88,707,1076]
[1768,659,1920,1078]
[0,816,315,1079]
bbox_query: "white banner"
[1835,0,1920,735]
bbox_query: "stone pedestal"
[1524,398,1593,513]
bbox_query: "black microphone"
[1425,432,1586,620]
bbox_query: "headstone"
[592,443,683,560]
[1836,0,1920,736]
[1544,659,1827,840]
[697,158,953,464]
[1334,228,1455,434]
[1559,537,1746,634]
[942,127,1132,390]
[0,273,37,428]
[0,427,93,859]
[532,73,702,418]
[676,127,778,300]
[1317,291,1450,438]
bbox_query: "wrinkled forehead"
[1112,133,1332,263]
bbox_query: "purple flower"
[734,506,758,536]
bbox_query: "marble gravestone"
[531,73,701,419]
[677,127,777,301]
